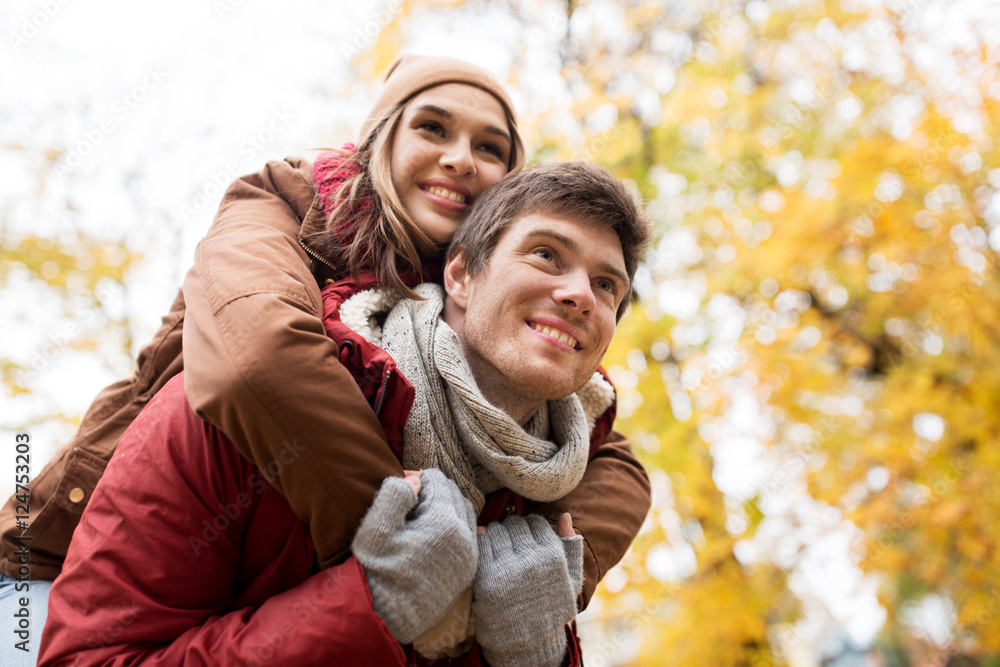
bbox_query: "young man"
[38,162,653,667]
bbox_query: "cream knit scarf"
[379,283,590,515]
[340,282,615,658]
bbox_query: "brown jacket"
[0,157,651,606]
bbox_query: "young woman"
[0,55,650,627]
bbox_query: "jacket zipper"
[374,368,392,417]
[309,240,392,419]
[483,488,504,505]
[298,239,339,274]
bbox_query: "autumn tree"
[1,126,143,479]
[373,0,1000,664]
[593,1,999,664]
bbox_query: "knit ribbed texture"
[379,283,591,657]
[563,534,585,601]
[472,514,582,667]
[351,469,478,645]
[313,146,365,217]
[381,283,590,514]
[357,54,522,168]
[337,287,616,432]
[412,587,476,659]
[310,145,373,255]
[337,284,606,659]
[338,290,615,434]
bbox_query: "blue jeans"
[0,574,53,666]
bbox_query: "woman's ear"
[443,247,471,310]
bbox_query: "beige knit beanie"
[358,54,524,170]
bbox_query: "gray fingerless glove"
[353,469,478,645]
[562,533,584,601]
[472,514,579,667]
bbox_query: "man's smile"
[527,320,582,350]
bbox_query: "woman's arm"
[538,429,651,609]
[181,159,403,568]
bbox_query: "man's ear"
[443,247,472,310]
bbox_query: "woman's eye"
[480,141,504,159]
[418,121,445,136]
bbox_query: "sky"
[1,0,528,466]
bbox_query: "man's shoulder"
[115,372,250,483]
[122,372,206,442]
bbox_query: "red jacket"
[38,278,610,666]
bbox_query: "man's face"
[446,213,628,419]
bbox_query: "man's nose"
[553,269,596,316]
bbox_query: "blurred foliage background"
[4,0,999,664]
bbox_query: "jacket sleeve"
[180,158,403,568]
[37,377,407,667]
[40,563,407,667]
[537,429,651,610]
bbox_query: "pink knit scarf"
[312,143,371,247]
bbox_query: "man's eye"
[535,249,555,262]
[597,278,615,293]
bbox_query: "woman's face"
[390,83,513,245]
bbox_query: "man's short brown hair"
[447,161,653,319]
